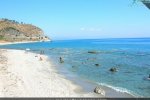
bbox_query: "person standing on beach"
[40,57,43,61]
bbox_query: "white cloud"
[80,27,85,31]
[89,28,95,31]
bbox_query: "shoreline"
[52,57,136,98]
[67,76,136,97]
[0,40,51,46]
[0,49,95,97]
[0,48,137,97]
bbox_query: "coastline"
[0,49,96,97]
[0,40,51,46]
[0,41,138,98]
[0,48,137,97]
[53,58,135,98]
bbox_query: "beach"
[0,40,51,46]
[0,49,95,97]
[0,38,149,97]
[0,0,150,98]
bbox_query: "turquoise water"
[0,38,150,97]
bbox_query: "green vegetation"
[0,35,4,40]
[1,18,20,24]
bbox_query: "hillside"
[0,18,50,42]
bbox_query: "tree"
[141,0,150,9]
[133,0,150,9]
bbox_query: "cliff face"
[0,19,50,42]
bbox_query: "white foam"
[97,82,142,97]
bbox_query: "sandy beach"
[0,49,95,97]
[0,40,51,46]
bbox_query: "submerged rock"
[88,51,98,54]
[87,58,97,61]
[95,64,100,67]
[143,75,150,81]
[94,86,105,96]
[109,67,118,72]
[49,48,54,50]
[145,74,150,80]
[72,66,76,68]
[71,66,78,72]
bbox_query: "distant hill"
[0,18,50,42]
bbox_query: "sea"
[0,38,150,97]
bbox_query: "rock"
[88,51,98,54]
[87,58,97,61]
[49,48,54,50]
[143,76,150,81]
[72,66,76,68]
[145,74,150,80]
[71,66,78,72]
[109,67,118,72]
[35,55,38,57]
[95,64,100,66]
[94,86,105,96]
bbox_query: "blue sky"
[0,0,150,40]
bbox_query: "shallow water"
[0,38,150,97]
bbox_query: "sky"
[0,0,150,40]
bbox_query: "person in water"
[59,57,64,63]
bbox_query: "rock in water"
[72,66,76,68]
[88,51,98,54]
[94,87,105,96]
[109,67,118,72]
[95,64,100,66]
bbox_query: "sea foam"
[97,82,142,97]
